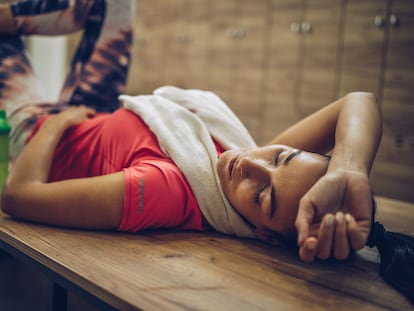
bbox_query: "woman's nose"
[239,156,270,177]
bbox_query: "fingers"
[298,213,336,262]
[333,212,350,260]
[77,105,96,116]
[299,212,352,263]
[346,214,367,250]
[299,237,318,262]
[57,105,97,127]
[76,105,97,116]
[295,197,316,247]
[317,212,350,261]
[315,214,334,260]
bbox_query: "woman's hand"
[3,105,96,188]
[295,169,373,262]
[1,104,124,230]
[53,105,96,128]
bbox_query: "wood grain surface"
[0,196,413,310]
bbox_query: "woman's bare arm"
[1,106,124,229]
[268,92,382,163]
[270,92,383,261]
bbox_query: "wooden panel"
[262,0,303,144]
[338,0,388,97]
[157,0,189,88]
[207,0,238,103]
[229,0,268,143]
[370,156,414,202]
[297,0,343,116]
[182,0,211,90]
[161,0,211,89]
[126,0,168,94]
[374,0,414,202]
[207,0,268,143]
[127,0,211,94]
[382,0,414,134]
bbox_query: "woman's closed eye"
[253,150,284,205]
[254,184,267,205]
[273,149,301,166]
[273,150,284,165]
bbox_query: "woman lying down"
[0,0,413,304]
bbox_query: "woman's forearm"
[7,115,68,185]
[5,106,95,190]
[328,92,382,176]
[1,106,125,230]
[296,92,382,262]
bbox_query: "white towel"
[119,86,257,238]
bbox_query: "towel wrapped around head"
[119,86,257,238]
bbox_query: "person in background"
[0,0,413,303]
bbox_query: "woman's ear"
[255,227,283,246]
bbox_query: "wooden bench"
[0,197,413,311]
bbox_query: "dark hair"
[367,200,414,304]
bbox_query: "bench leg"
[47,281,67,311]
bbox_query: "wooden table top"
[0,196,413,311]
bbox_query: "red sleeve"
[118,159,204,232]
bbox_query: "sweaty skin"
[217,145,329,235]
[217,92,381,262]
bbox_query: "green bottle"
[0,110,11,192]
